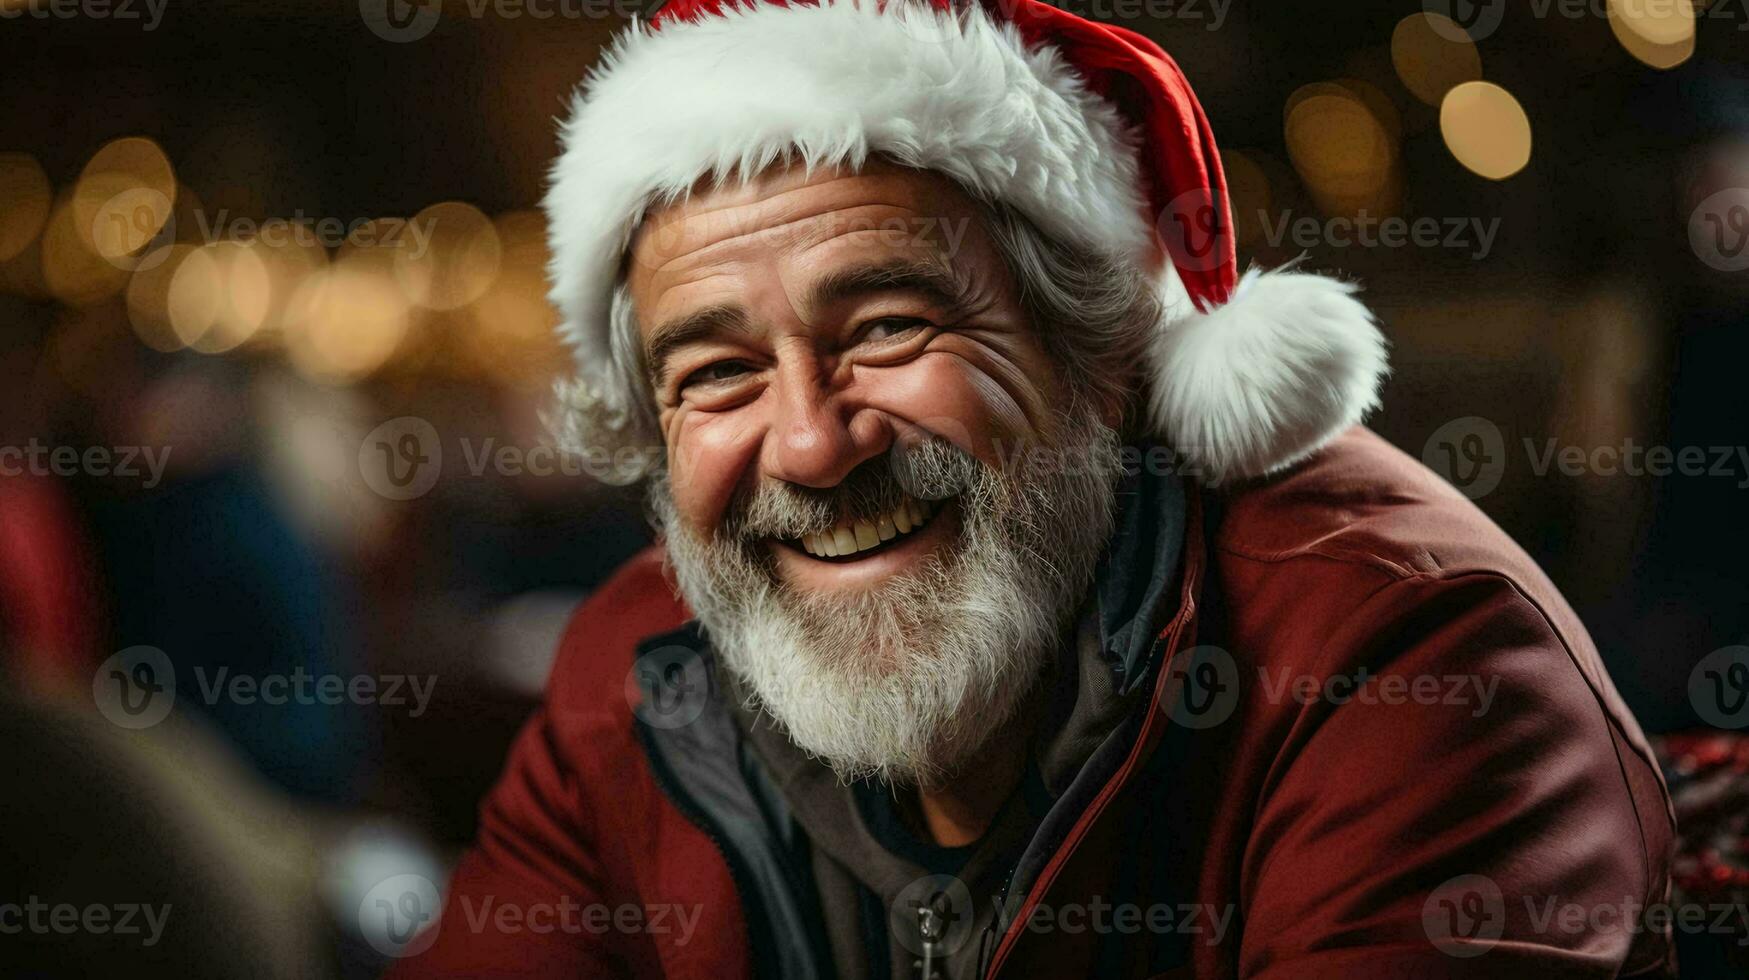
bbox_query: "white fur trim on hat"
[543,0,1387,483]
[1148,266,1388,481]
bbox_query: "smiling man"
[394,1,1675,978]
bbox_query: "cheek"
[858,351,1046,466]
[665,408,766,534]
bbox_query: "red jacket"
[393,428,1674,978]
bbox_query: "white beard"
[651,407,1122,786]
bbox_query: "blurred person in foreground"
[394,1,1675,977]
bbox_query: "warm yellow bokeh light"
[167,245,223,348]
[1440,81,1533,180]
[1219,150,1272,250]
[0,153,52,263]
[1608,0,1695,69]
[125,244,199,352]
[40,195,130,306]
[395,201,502,311]
[194,240,273,354]
[1285,83,1399,215]
[1391,13,1484,107]
[284,261,412,384]
[243,224,328,347]
[465,210,565,389]
[72,137,177,263]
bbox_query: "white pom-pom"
[1146,266,1389,484]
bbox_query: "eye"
[680,360,753,391]
[860,317,930,344]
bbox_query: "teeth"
[799,495,944,559]
[853,521,879,549]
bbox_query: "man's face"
[627,162,1121,784]
[627,161,1063,594]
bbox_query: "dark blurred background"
[0,0,1745,975]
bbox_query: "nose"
[760,356,888,489]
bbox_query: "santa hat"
[543,0,1387,482]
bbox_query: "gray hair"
[546,193,1164,485]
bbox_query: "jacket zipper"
[914,890,951,980]
[980,493,1204,979]
[981,623,1189,978]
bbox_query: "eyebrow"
[645,304,755,387]
[642,258,982,386]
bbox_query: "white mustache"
[725,437,981,543]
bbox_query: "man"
[393,0,1675,976]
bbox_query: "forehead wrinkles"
[633,172,959,277]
